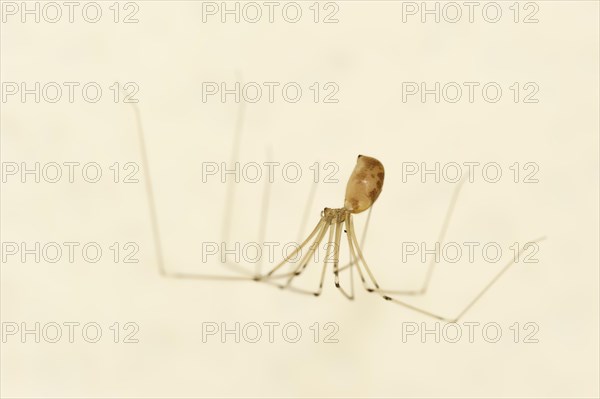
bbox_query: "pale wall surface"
[1,2,598,398]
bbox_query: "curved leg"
[131,87,324,291]
[342,175,469,295]
[281,222,331,288]
[347,211,546,322]
[263,218,327,279]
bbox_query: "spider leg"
[338,206,372,273]
[312,223,335,296]
[333,218,354,299]
[262,218,327,279]
[345,216,377,292]
[347,212,546,321]
[346,214,454,320]
[281,221,330,288]
[413,173,468,295]
[279,221,333,297]
[377,237,546,322]
[347,173,468,295]
[347,214,382,290]
[297,181,319,243]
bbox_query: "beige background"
[1,1,599,398]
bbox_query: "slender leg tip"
[313,292,321,297]
[367,288,374,292]
[383,296,392,301]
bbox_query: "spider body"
[344,155,385,213]
[130,97,545,323]
[250,154,541,321]
[262,155,386,299]
[323,154,386,227]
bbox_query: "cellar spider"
[130,98,545,323]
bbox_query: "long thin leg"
[347,214,382,290]
[313,224,335,296]
[282,222,330,287]
[255,145,273,277]
[449,236,546,321]
[131,101,167,277]
[348,213,546,321]
[346,214,454,320]
[347,249,355,298]
[298,181,318,243]
[262,179,320,282]
[163,270,327,297]
[333,219,353,299]
[221,72,246,246]
[131,91,350,299]
[338,206,373,273]
[333,219,343,288]
[280,222,332,295]
[220,71,274,278]
[345,217,377,292]
[359,175,468,295]
[263,218,326,278]
[417,174,468,294]
[382,237,547,322]
[347,215,456,320]
[336,235,356,300]
[131,100,255,278]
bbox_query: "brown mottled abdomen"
[344,155,385,214]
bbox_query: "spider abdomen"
[344,155,385,214]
